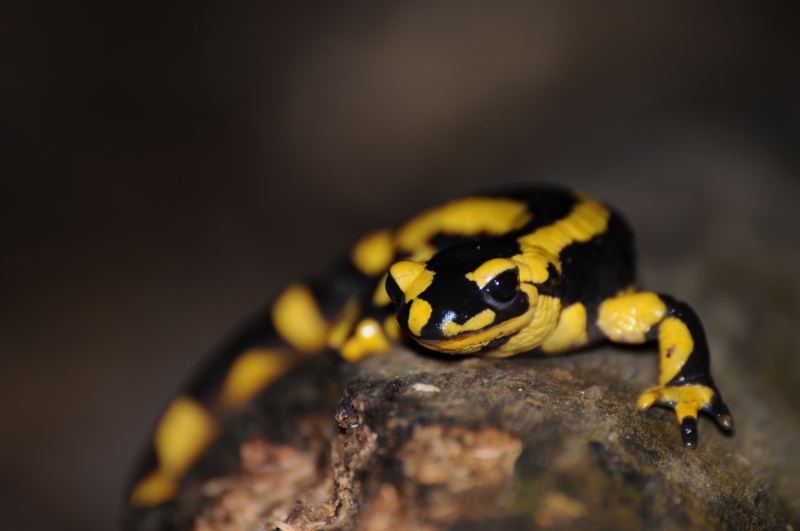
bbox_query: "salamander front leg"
[596,292,734,448]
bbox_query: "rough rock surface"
[186,340,797,531]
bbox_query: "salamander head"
[385,240,539,354]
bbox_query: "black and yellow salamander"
[125,185,733,528]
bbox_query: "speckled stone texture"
[328,346,793,531]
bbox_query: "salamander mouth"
[414,325,514,355]
[410,289,539,355]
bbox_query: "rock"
[183,343,796,531]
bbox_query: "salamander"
[124,185,733,529]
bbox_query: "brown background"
[2,2,800,530]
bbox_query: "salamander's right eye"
[385,273,405,304]
[483,268,519,304]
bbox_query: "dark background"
[2,2,800,530]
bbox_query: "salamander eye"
[385,273,405,304]
[483,269,519,304]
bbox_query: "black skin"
[651,295,734,448]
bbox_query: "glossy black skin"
[390,238,530,342]
[647,295,733,448]
[388,187,637,347]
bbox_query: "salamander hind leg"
[596,292,733,448]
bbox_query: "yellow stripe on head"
[465,258,518,289]
[271,283,330,353]
[407,298,433,336]
[441,308,496,337]
[388,261,433,301]
[219,349,293,410]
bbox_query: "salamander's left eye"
[483,269,519,303]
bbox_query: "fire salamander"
[125,186,733,529]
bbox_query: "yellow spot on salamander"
[271,283,330,353]
[514,247,560,284]
[326,298,360,349]
[340,318,393,362]
[396,197,533,259]
[541,302,588,353]
[129,470,179,508]
[351,228,395,277]
[383,315,403,341]
[131,395,218,507]
[130,396,216,507]
[516,196,610,283]
[389,261,434,301]
[372,272,392,307]
[154,396,216,477]
[657,316,695,385]
[596,292,666,344]
[638,384,715,423]
[408,298,433,336]
[465,258,517,289]
[219,349,293,410]
[519,195,610,252]
[490,292,559,357]
[441,308,496,337]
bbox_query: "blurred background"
[2,2,800,530]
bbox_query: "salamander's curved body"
[124,186,733,530]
